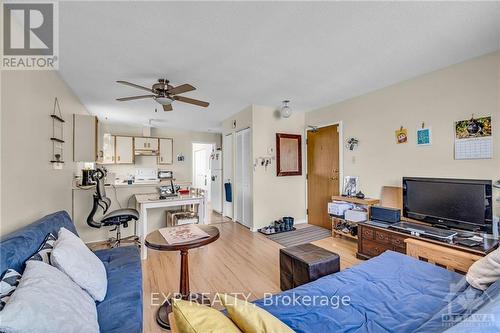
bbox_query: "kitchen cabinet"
[73,114,98,162]
[102,134,115,164]
[134,137,159,151]
[158,138,173,164]
[115,136,134,164]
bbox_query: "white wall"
[1,71,90,235]
[306,52,500,211]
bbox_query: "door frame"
[304,121,344,224]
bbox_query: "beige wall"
[306,52,500,211]
[252,106,306,229]
[1,70,90,235]
[222,105,307,230]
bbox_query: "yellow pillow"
[172,298,242,333]
[219,294,295,333]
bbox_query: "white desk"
[135,193,207,260]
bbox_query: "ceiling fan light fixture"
[280,100,292,118]
[154,96,174,105]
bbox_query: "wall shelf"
[50,114,65,123]
[50,137,65,143]
[50,97,65,166]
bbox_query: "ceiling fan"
[116,78,209,111]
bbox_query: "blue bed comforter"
[255,251,499,333]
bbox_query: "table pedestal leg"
[156,249,210,329]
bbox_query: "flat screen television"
[402,177,493,232]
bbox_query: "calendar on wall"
[454,116,492,160]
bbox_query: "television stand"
[357,220,498,263]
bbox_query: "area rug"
[266,225,331,247]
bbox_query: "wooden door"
[115,136,134,164]
[307,125,340,229]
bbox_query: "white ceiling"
[58,1,500,132]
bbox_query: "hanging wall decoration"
[395,126,408,144]
[417,122,432,146]
[454,115,492,160]
[276,133,302,176]
[50,97,65,169]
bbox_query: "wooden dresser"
[357,223,406,259]
[357,222,497,261]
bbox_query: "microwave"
[158,170,173,180]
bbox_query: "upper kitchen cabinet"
[101,134,115,164]
[134,137,159,155]
[158,138,173,164]
[115,136,134,164]
[73,114,97,162]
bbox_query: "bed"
[254,251,500,333]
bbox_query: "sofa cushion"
[0,261,99,333]
[94,245,143,333]
[0,211,77,276]
[52,228,108,301]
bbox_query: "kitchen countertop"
[73,180,192,190]
[134,193,205,204]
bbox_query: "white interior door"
[223,134,234,219]
[235,128,252,228]
[194,148,209,200]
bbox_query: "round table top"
[145,225,220,251]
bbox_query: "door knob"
[329,177,338,181]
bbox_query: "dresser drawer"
[390,235,406,248]
[375,231,390,244]
[361,227,374,240]
[361,240,391,257]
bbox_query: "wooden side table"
[330,195,380,240]
[145,225,220,330]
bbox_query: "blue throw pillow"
[27,232,57,264]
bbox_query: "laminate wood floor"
[142,221,361,333]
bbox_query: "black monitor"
[402,177,492,232]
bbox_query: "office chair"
[87,168,140,248]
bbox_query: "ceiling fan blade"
[167,84,196,95]
[116,95,155,101]
[116,80,152,93]
[163,104,173,111]
[173,96,209,107]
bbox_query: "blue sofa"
[0,211,143,333]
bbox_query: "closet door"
[235,131,244,224]
[235,128,252,228]
[223,133,234,219]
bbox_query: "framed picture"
[276,133,302,176]
[417,127,432,146]
[395,127,408,144]
[342,176,359,196]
